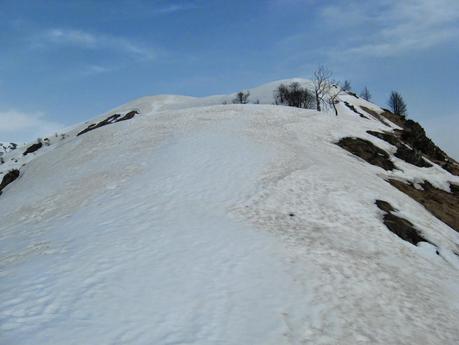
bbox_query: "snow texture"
[1,79,459,344]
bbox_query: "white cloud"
[34,28,155,61]
[321,0,459,57]
[0,109,65,144]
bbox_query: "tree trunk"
[332,101,338,116]
[315,90,321,111]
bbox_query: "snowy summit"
[1,79,459,345]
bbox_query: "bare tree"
[342,80,352,91]
[328,84,347,116]
[233,91,250,104]
[360,86,371,101]
[312,66,344,115]
[388,91,407,117]
[312,66,333,112]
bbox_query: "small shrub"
[232,91,250,104]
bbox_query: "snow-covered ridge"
[1,79,459,344]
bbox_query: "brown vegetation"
[388,179,459,233]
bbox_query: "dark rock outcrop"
[360,106,391,127]
[336,137,396,171]
[399,120,445,161]
[77,110,139,136]
[394,145,432,168]
[343,101,368,119]
[0,169,20,195]
[116,110,139,122]
[364,108,459,175]
[375,199,428,246]
[366,130,399,146]
[375,199,395,213]
[374,110,459,175]
[367,130,432,167]
[77,114,121,136]
[23,142,43,156]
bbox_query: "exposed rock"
[394,145,432,168]
[0,169,20,195]
[367,130,432,167]
[77,114,121,136]
[343,101,368,119]
[366,130,399,146]
[23,142,43,156]
[116,110,138,122]
[399,120,446,161]
[374,110,459,176]
[388,179,459,232]
[336,137,396,171]
[378,108,406,127]
[77,110,139,136]
[366,110,459,175]
[360,106,391,127]
[375,199,429,246]
[375,199,396,213]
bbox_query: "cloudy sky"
[1,0,458,158]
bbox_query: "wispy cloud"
[46,29,97,46]
[81,64,116,76]
[0,109,65,143]
[155,3,199,14]
[321,0,459,58]
[33,28,155,61]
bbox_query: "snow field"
[1,80,459,344]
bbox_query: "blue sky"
[1,0,458,158]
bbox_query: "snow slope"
[1,80,459,344]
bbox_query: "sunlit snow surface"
[1,82,459,344]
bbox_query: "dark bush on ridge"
[274,82,315,109]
